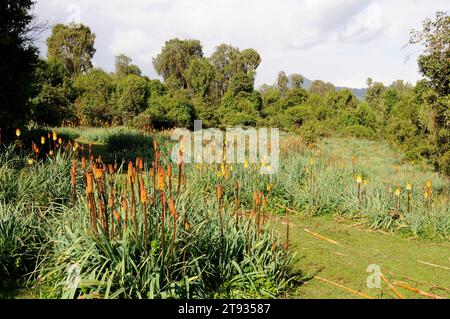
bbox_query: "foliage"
[47,23,96,78]
[111,74,149,124]
[73,69,115,126]
[0,0,38,139]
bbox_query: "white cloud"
[338,2,382,43]
[33,0,450,87]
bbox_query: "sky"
[33,0,449,88]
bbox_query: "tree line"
[0,2,448,175]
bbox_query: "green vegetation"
[0,2,448,300]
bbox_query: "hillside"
[300,75,368,100]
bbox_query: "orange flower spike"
[86,173,94,194]
[114,210,120,222]
[217,184,223,201]
[127,162,133,178]
[157,166,166,190]
[52,130,57,141]
[167,164,172,178]
[140,187,148,204]
[81,157,86,170]
[169,197,177,218]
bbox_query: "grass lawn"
[273,212,450,299]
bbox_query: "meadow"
[0,127,449,299]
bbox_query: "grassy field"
[0,127,448,299]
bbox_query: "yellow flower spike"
[221,163,226,175]
[424,190,429,199]
[244,159,249,169]
[356,175,362,184]
[310,158,315,167]
[27,158,34,165]
[16,128,21,137]
[40,136,45,145]
[217,171,222,178]
[58,137,62,144]
[426,180,431,189]
[305,166,310,175]
[406,183,412,191]
[394,188,400,197]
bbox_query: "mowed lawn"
[272,212,450,299]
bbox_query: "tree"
[111,74,149,124]
[153,38,203,90]
[30,58,75,126]
[146,90,195,128]
[291,74,304,89]
[409,11,450,174]
[235,48,261,75]
[365,81,386,117]
[47,23,96,78]
[228,73,254,96]
[277,71,289,96]
[210,44,261,98]
[210,44,240,97]
[115,54,141,79]
[185,57,215,100]
[0,0,38,138]
[309,80,335,96]
[73,68,114,126]
[409,11,449,95]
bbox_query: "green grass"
[1,128,449,299]
[273,212,450,299]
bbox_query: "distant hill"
[294,75,367,100]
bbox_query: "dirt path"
[273,212,450,299]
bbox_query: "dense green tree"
[326,89,358,110]
[146,90,195,128]
[210,44,240,97]
[291,74,304,89]
[185,57,215,100]
[277,71,289,96]
[235,48,261,75]
[0,0,38,138]
[153,38,203,90]
[115,54,141,79]
[30,58,75,126]
[47,23,96,78]
[309,80,335,96]
[219,91,262,127]
[284,87,308,108]
[409,11,450,174]
[73,68,114,126]
[409,11,449,96]
[210,44,261,99]
[111,74,149,124]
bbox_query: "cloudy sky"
[33,0,449,88]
